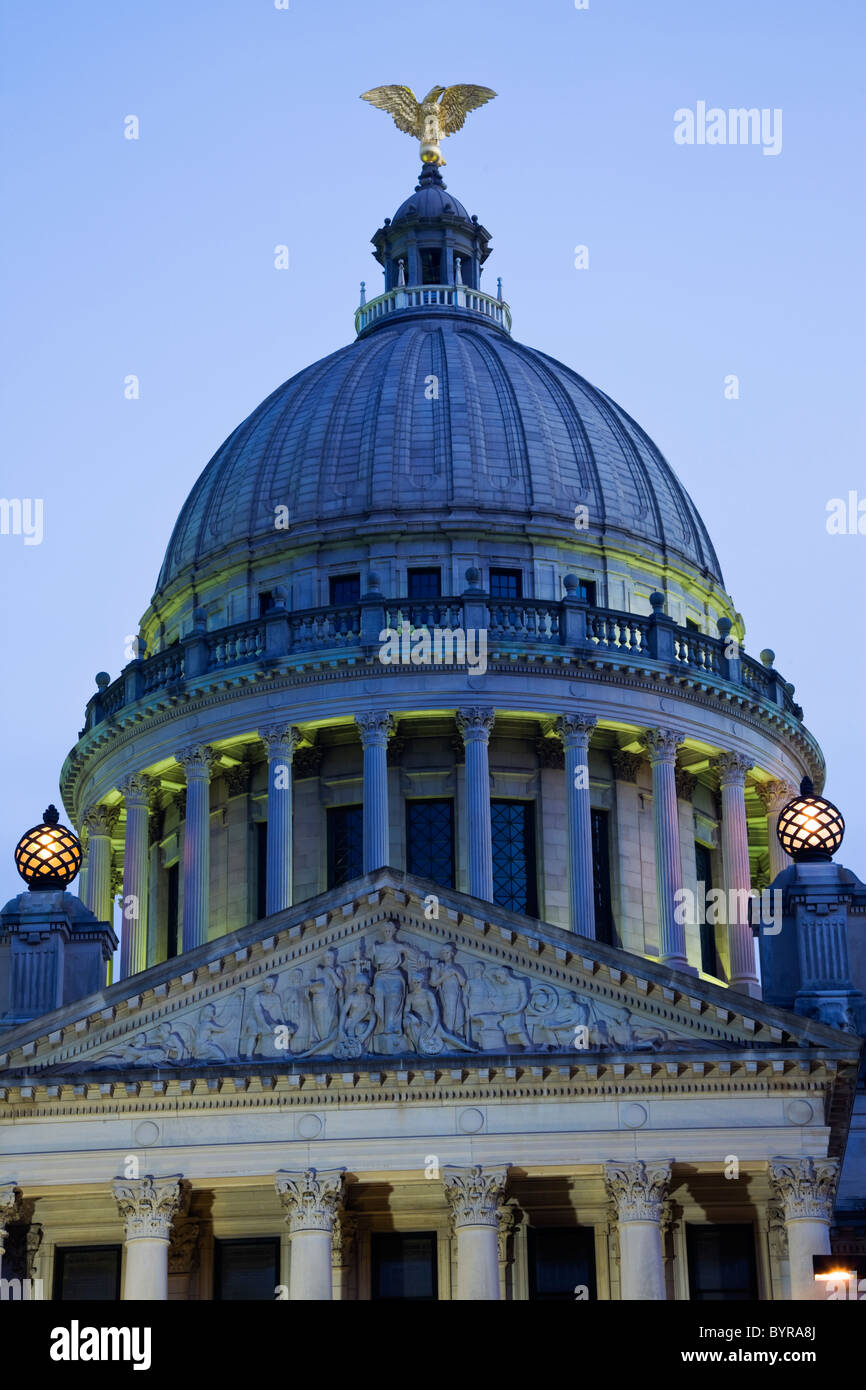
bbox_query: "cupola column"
[356,713,395,873]
[119,776,152,978]
[556,714,598,937]
[112,1175,183,1300]
[714,752,760,995]
[640,729,689,971]
[755,780,795,884]
[457,708,495,901]
[259,725,301,915]
[275,1168,346,1301]
[82,804,118,925]
[443,1165,510,1300]
[177,745,216,953]
[604,1160,672,1300]
[769,1158,839,1300]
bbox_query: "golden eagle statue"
[360,84,497,166]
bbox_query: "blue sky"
[1,0,864,903]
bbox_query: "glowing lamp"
[14,804,82,890]
[776,778,845,863]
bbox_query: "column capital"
[604,1160,673,1223]
[259,724,301,760]
[0,1183,19,1226]
[355,711,396,748]
[640,728,684,765]
[331,1212,358,1269]
[714,750,754,789]
[754,779,797,813]
[443,1164,510,1228]
[555,713,597,749]
[112,1175,184,1241]
[176,744,217,780]
[456,707,496,744]
[81,804,120,837]
[769,1157,839,1223]
[275,1167,346,1234]
[610,750,644,783]
[118,773,154,808]
[675,768,697,802]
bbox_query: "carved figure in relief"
[404,966,444,1054]
[528,987,589,1049]
[336,978,377,1057]
[371,922,414,1050]
[487,965,533,1047]
[282,967,314,1053]
[309,949,345,1043]
[241,975,287,1059]
[191,1002,233,1061]
[429,943,467,1038]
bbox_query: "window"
[695,842,718,976]
[419,249,441,285]
[591,808,615,946]
[54,1246,122,1301]
[489,568,522,600]
[686,617,701,633]
[214,1238,281,1301]
[256,820,268,920]
[575,579,597,604]
[406,799,454,888]
[329,573,361,606]
[528,1228,597,1301]
[491,800,538,916]
[686,1225,758,1300]
[327,805,363,888]
[258,591,274,616]
[166,862,180,959]
[407,567,441,600]
[371,1232,438,1300]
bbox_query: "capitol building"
[0,118,863,1302]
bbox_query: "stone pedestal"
[770,1157,839,1300]
[113,1175,183,1300]
[641,730,688,970]
[604,1160,672,1300]
[556,714,597,937]
[259,725,300,915]
[356,713,394,873]
[443,1164,510,1300]
[456,709,495,902]
[275,1168,346,1301]
[177,746,216,953]
[716,751,759,995]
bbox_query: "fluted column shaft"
[443,1165,509,1301]
[457,708,495,901]
[770,1158,839,1300]
[716,752,759,993]
[82,805,117,924]
[260,726,300,915]
[605,1160,672,1300]
[356,713,394,873]
[113,1175,183,1300]
[177,745,216,953]
[757,780,795,884]
[641,730,688,970]
[119,777,151,978]
[275,1168,345,1301]
[556,714,597,937]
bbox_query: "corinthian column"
[715,751,759,995]
[0,1184,18,1280]
[769,1157,839,1300]
[259,725,300,914]
[112,1175,183,1300]
[82,805,118,924]
[556,713,597,938]
[275,1168,346,1301]
[355,712,394,873]
[177,745,216,952]
[640,729,688,970]
[755,780,795,885]
[119,775,152,978]
[604,1160,672,1300]
[456,708,495,901]
[443,1164,510,1300]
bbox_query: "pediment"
[0,869,857,1080]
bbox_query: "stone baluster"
[112,1175,183,1300]
[119,775,152,978]
[275,1168,346,1301]
[443,1164,510,1300]
[556,713,598,937]
[176,745,217,953]
[259,725,300,915]
[604,1160,673,1300]
[640,729,688,970]
[715,751,759,995]
[355,712,395,873]
[456,708,496,901]
[82,805,118,924]
[769,1157,840,1300]
[755,780,796,885]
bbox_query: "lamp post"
[776,777,845,862]
[14,804,82,890]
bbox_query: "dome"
[155,314,723,597]
[390,180,471,225]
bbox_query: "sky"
[0,0,864,907]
